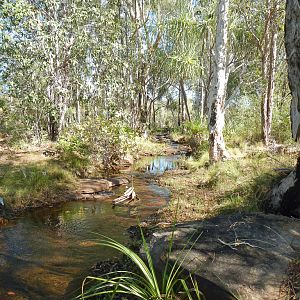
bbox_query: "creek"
[0,155,180,300]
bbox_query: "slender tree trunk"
[180,78,191,122]
[58,102,67,134]
[178,85,181,127]
[199,79,205,123]
[261,0,278,145]
[181,85,185,125]
[76,100,81,124]
[207,0,230,163]
[48,112,58,142]
[148,100,152,129]
[152,101,155,125]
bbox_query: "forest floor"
[0,135,298,220]
[1,135,299,298]
[154,143,298,224]
[89,139,300,300]
[0,147,77,214]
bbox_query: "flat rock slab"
[147,213,300,300]
[78,178,129,194]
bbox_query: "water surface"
[0,155,178,300]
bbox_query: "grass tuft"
[135,136,169,156]
[79,229,203,300]
[0,161,76,211]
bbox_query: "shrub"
[272,103,293,144]
[58,116,136,174]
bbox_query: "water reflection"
[141,155,180,175]
[0,201,136,299]
[0,155,179,300]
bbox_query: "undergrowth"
[159,148,296,222]
[134,136,169,156]
[0,161,76,211]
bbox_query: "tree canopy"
[0,0,290,159]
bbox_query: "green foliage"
[224,105,261,147]
[0,162,76,211]
[58,116,136,173]
[0,0,292,148]
[224,95,294,147]
[184,121,207,136]
[184,121,208,156]
[170,122,208,157]
[272,102,294,144]
[134,136,169,156]
[58,126,91,174]
[79,230,202,300]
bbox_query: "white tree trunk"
[268,0,300,217]
[200,79,205,122]
[261,0,279,145]
[208,0,230,163]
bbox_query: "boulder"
[107,177,130,187]
[78,178,129,194]
[146,213,300,300]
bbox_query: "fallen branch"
[112,186,137,206]
[218,238,266,251]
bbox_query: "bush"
[183,121,208,157]
[58,116,136,174]
[272,103,293,144]
[224,106,261,147]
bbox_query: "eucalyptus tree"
[268,0,300,216]
[207,0,230,163]
[117,0,163,131]
[285,0,300,140]
[0,0,83,140]
[237,0,283,145]
[193,0,216,123]
[0,0,49,141]
[0,0,127,141]
[160,0,206,126]
[260,0,281,145]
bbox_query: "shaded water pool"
[0,155,179,300]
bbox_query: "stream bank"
[0,152,182,300]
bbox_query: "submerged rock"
[147,212,300,300]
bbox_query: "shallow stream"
[0,155,179,300]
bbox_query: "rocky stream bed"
[0,141,299,299]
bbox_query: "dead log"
[112,186,137,206]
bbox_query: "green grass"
[58,149,92,175]
[135,136,169,156]
[57,136,169,176]
[0,161,76,211]
[158,148,296,222]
